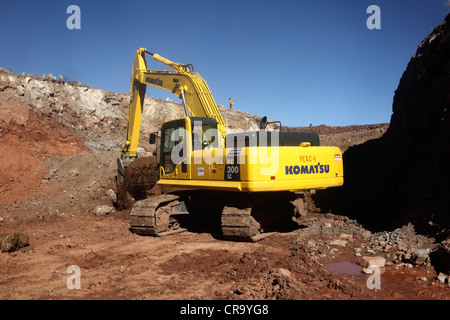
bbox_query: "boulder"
[0,233,30,253]
[329,239,347,247]
[360,256,386,268]
[411,248,431,265]
[95,205,116,216]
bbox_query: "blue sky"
[1,1,448,126]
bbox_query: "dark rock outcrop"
[315,14,450,240]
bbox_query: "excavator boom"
[121,48,226,158]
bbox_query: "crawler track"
[119,157,307,241]
[221,205,277,241]
[128,190,305,241]
[130,194,187,236]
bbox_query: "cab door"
[160,118,190,179]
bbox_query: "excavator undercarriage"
[118,173,309,241]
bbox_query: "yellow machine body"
[120,48,343,194]
[155,116,343,192]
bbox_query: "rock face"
[315,14,450,239]
[0,71,268,154]
[385,13,450,235]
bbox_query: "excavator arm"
[121,48,226,158]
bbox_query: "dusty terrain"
[0,91,447,301]
[1,15,450,301]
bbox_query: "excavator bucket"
[116,156,159,209]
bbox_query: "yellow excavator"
[117,48,344,241]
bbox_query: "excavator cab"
[157,116,220,180]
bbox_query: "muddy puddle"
[325,261,368,281]
[325,260,449,300]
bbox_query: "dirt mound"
[158,239,372,300]
[285,123,389,152]
[285,123,388,136]
[314,14,450,240]
[0,101,88,204]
